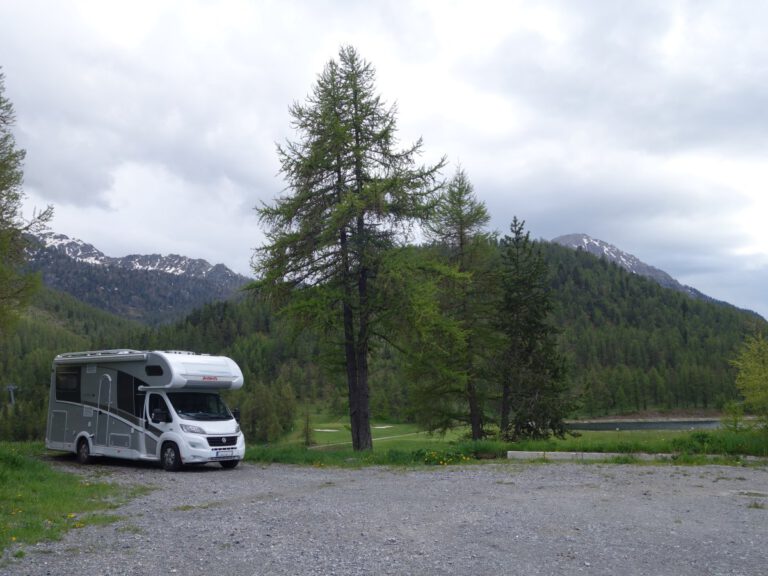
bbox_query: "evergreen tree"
[422,168,499,439]
[497,218,571,439]
[0,68,53,339]
[254,46,444,450]
[731,333,768,422]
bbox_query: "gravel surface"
[3,457,768,575]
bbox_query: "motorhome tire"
[220,460,239,469]
[76,438,92,465]
[161,443,182,471]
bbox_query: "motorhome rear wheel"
[76,438,91,465]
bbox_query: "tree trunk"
[341,283,372,451]
[342,298,363,449]
[351,341,372,450]
[339,221,371,451]
[500,378,511,439]
[467,379,483,440]
[351,253,373,451]
[344,307,372,450]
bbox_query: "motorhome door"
[143,393,172,456]
[95,374,112,446]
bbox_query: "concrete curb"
[506,451,767,463]
[506,451,670,461]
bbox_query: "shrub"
[413,449,471,466]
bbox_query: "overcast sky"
[1,0,767,318]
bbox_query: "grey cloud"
[1,0,765,317]
[478,163,749,286]
[468,1,768,153]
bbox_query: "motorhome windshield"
[166,392,232,421]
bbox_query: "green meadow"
[246,415,768,467]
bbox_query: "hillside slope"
[0,287,144,439]
[542,242,765,414]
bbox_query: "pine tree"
[497,218,571,439]
[423,168,499,439]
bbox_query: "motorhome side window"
[148,394,169,419]
[55,366,81,402]
[145,365,163,377]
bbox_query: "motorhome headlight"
[180,424,206,435]
[235,424,240,434]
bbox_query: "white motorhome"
[45,350,245,471]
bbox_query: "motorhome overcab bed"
[45,350,245,471]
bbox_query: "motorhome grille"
[207,436,238,447]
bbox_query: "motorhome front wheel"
[162,442,181,471]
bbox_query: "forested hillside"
[0,287,142,439]
[1,242,764,441]
[542,242,765,415]
[145,243,765,438]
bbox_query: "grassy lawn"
[292,420,433,447]
[0,442,148,555]
[511,429,694,454]
[248,417,469,466]
[516,428,768,457]
[281,413,475,450]
[247,422,768,467]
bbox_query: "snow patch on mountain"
[33,231,243,280]
[551,233,702,298]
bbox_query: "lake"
[566,419,721,431]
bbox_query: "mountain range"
[24,229,751,325]
[551,233,711,301]
[26,232,251,324]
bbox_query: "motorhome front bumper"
[181,434,245,463]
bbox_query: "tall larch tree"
[254,46,444,450]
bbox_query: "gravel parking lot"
[3,458,768,576]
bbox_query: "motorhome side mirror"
[232,408,241,423]
[152,408,171,423]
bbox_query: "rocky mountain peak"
[32,231,243,281]
[551,233,702,298]
[27,231,251,324]
[35,231,106,265]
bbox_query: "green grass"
[246,443,477,467]
[247,433,536,467]
[246,424,768,467]
[509,429,692,454]
[669,430,768,457]
[0,442,149,553]
[286,417,462,448]
[506,429,768,458]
